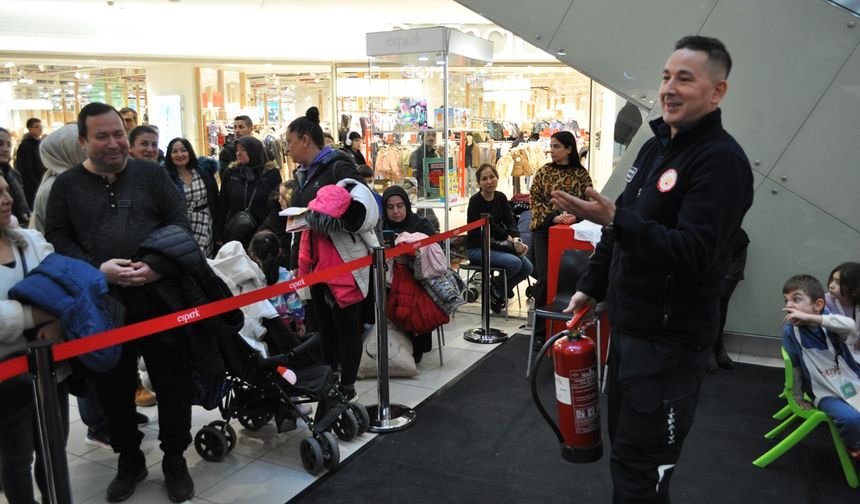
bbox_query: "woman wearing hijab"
[29,124,87,233]
[381,185,437,362]
[217,135,281,249]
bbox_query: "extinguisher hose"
[529,331,568,445]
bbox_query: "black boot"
[162,453,194,503]
[106,449,147,502]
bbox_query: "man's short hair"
[782,274,825,302]
[234,115,253,129]
[129,125,158,146]
[674,35,732,81]
[119,107,138,121]
[26,118,41,129]
[78,102,122,139]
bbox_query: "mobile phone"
[382,230,396,247]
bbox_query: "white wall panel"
[549,0,717,106]
[454,0,574,52]
[699,0,860,176]
[766,44,860,230]
[727,180,860,336]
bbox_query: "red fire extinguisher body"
[552,332,602,463]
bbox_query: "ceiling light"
[74,72,81,79]
[436,60,445,65]
[556,48,566,56]
[37,65,45,71]
[4,62,15,68]
[418,56,429,62]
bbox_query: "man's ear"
[78,136,86,148]
[712,79,728,105]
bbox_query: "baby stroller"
[193,321,371,475]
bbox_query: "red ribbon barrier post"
[463,213,509,344]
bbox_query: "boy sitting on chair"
[782,274,860,458]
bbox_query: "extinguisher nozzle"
[561,441,603,464]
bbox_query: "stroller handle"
[260,332,322,368]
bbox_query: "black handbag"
[224,179,260,244]
[490,239,518,255]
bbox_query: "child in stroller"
[200,240,370,475]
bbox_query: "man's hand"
[36,320,63,344]
[551,187,616,226]
[563,291,596,314]
[100,258,137,286]
[128,262,162,285]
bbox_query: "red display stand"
[545,224,610,364]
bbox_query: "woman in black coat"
[217,136,281,249]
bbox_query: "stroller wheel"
[300,437,324,475]
[333,409,359,441]
[238,411,273,431]
[195,426,228,462]
[349,403,371,435]
[320,431,341,470]
[208,420,237,452]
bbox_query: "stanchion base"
[367,404,417,433]
[463,327,509,344]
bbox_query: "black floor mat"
[291,334,859,503]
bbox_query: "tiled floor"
[1,289,780,504]
[1,307,529,504]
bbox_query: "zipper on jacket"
[662,274,673,325]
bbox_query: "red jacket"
[387,262,448,333]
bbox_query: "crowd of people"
[1,34,858,504]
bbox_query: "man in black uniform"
[45,103,195,503]
[552,36,753,503]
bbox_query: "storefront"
[0,25,641,196]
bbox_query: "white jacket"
[0,229,54,360]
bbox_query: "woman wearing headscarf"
[217,135,281,249]
[529,130,592,348]
[381,185,437,362]
[30,124,86,233]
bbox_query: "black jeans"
[95,327,193,456]
[606,331,710,504]
[714,276,740,353]
[310,284,364,387]
[532,228,550,341]
[0,373,69,504]
[0,373,36,504]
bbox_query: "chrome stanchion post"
[463,214,508,344]
[366,246,416,433]
[28,340,72,504]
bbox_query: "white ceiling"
[0,0,491,63]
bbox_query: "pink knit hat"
[308,184,351,218]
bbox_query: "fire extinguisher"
[530,306,603,463]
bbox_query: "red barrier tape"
[0,217,488,382]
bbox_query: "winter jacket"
[576,109,754,348]
[216,137,282,246]
[134,225,244,409]
[300,180,380,306]
[1,163,30,226]
[14,133,46,206]
[9,252,121,372]
[387,262,449,334]
[290,147,363,268]
[0,229,53,361]
[207,241,282,357]
[421,269,466,315]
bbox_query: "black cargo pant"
[606,330,710,504]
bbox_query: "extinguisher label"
[568,365,600,434]
[554,373,572,405]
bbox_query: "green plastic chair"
[752,347,859,488]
